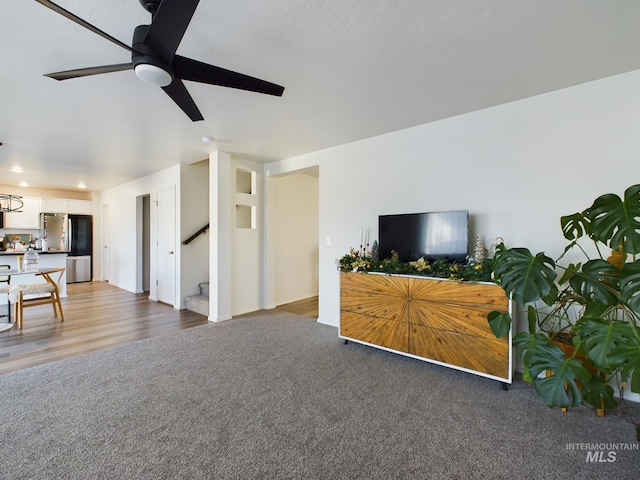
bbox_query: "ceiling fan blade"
[35,0,134,53]
[45,63,133,81]
[162,79,204,122]
[172,55,285,97]
[143,0,200,63]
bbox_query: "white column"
[209,151,232,321]
[263,173,277,310]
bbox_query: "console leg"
[501,383,509,391]
[343,339,349,345]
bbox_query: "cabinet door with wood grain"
[340,272,409,351]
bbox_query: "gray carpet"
[0,311,638,480]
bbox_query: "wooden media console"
[339,271,513,383]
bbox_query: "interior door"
[101,203,110,282]
[157,186,176,306]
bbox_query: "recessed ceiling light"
[202,136,214,144]
[11,166,23,173]
[77,182,87,189]
[19,181,28,187]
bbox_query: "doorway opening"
[101,203,110,282]
[136,194,151,294]
[268,166,319,319]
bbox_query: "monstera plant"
[487,184,640,438]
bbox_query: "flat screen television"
[378,210,469,263]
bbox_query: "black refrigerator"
[67,214,93,283]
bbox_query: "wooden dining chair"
[9,267,66,329]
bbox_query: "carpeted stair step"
[184,294,209,317]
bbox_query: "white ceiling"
[2,0,640,192]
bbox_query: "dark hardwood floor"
[0,282,319,375]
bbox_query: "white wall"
[273,172,319,305]
[264,69,640,330]
[100,164,181,304]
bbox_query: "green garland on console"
[337,248,495,283]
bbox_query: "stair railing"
[182,224,210,245]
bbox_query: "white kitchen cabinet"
[41,198,69,213]
[68,200,92,215]
[4,197,41,229]
[41,198,92,215]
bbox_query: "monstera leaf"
[586,184,640,254]
[620,261,640,312]
[574,318,632,373]
[493,247,558,305]
[576,319,640,391]
[617,340,640,394]
[582,375,618,411]
[514,332,592,408]
[568,259,621,306]
[488,310,511,339]
[561,211,590,241]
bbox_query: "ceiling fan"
[36,0,285,121]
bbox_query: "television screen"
[378,210,469,263]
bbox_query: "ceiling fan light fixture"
[37,0,285,122]
[134,63,172,87]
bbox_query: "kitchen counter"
[0,250,69,255]
[0,251,68,301]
